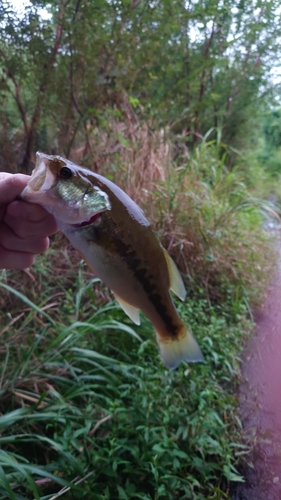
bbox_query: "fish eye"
[59,166,72,179]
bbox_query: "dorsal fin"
[163,248,186,301]
[114,293,141,325]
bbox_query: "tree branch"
[21,0,67,170]
[0,49,30,135]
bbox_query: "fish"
[21,152,203,369]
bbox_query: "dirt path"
[231,248,281,499]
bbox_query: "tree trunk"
[20,0,66,171]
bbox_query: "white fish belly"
[65,228,149,308]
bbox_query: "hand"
[0,173,58,270]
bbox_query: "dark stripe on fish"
[116,241,180,338]
[80,215,180,338]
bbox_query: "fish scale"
[21,152,204,369]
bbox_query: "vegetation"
[0,0,281,498]
[0,0,281,171]
[0,250,251,500]
[0,140,277,498]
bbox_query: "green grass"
[0,256,251,500]
[0,141,277,499]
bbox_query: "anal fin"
[114,293,141,326]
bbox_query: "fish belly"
[65,228,149,309]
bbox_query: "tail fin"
[157,326,203,370]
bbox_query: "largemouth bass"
[21,152,203,369]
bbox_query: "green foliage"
[0,263,251,499]
[160,142,277,301]
[232,107,281,199]
[263,109,281,150]
[258,108,281,176]
[124,138,275,303]
[0,0,280,169]
[0,3,278,497]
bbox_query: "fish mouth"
[21,152,111,226]
[29,156,46,190]
[21,152,56,201]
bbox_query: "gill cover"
[21,152,111,225]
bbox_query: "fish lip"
[21,152,55,196]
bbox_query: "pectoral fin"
[114,293,141,325]
[163,249,186,301]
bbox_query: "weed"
[0,116,276,498]
[0,264,251,499]
[66,115,276,302]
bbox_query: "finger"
[0,174,30,205]
[1,223,50,254]
[4,212,58,239]
[0,245,35,270]
[7,200,50,222]
[0,173,27,182]
[0,173,13,181]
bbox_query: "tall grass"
[0,262,251,500]
[61,105,275,302]
[3,96,276,301]
[0,108,277,498]
[151,141,275,304]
